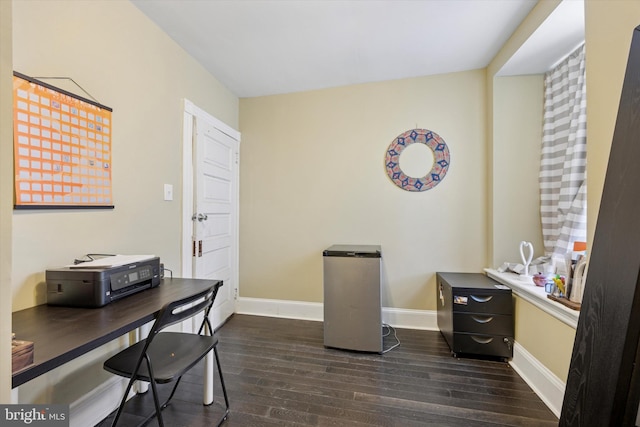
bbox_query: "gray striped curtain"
[539,44,587,256]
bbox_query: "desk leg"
[204,350,213,405]
[134,324,151,394]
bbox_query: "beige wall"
[514,297,575,380]
[11,0,238,311]
[1,0,13,403]
[8,0,238,405]
[240,70,487,310]
[585,0,640,248]
[491,75,567,379]
[492,75,544,265]
[486,0,560,268]
[487,1,572,383]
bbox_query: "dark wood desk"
[11,277,221,388]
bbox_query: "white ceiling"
[131,0,585,98]
[498,0,585,76]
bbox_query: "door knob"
[191,213,208,222]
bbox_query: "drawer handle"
[471,315,494,324]
[470,295,493,303]
[470,336,494,344]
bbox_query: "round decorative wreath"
[384,128,450,192]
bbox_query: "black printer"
[46,256,161,307]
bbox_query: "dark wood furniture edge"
[11,278,221,388]
[560,25,640,426]
[11,313,156,387]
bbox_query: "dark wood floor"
[98,314,558,426]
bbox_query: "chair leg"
[110,378,166,427]
[110,350,226,427]
[139,355,164,427]
[162,377,183,409]
[214,345,230,426]
[123,380,177,427]
[110,377,137,427]
[148,378,164,427]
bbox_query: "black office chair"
[103,284,229,427]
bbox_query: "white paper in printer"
[67,255,156,269]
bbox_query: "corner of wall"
[0,0,14,403]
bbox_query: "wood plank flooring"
[98,314,558,426]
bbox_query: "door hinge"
[234,288,238,300]
[192,240,196,257]
[235,152,239,164]
[198,240,203,257]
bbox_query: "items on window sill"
[553,242,588,310]
[547,294,582,311]
[533,273,582,311]
[519,241,534,277]
[497,241,587,312]
[552,275,566,295]
[570,256,587,302]
[541,271,582,311]
[544,247,586,311]
[496,256,551,278]
[533,273,547,287]
[533,268,583,312]
[12,332,34,373]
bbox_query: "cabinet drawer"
[452,333,513,358]
[453,313,513,336]
[451,292,512,314]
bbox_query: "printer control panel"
[110,265,154,292]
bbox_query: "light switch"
[163,184,173,201]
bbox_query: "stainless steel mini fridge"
[323,244,382,353]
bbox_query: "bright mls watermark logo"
[0,405,68,426]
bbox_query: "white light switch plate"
[163,184,173,201]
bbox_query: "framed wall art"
[12,71,114,209]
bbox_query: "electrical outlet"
[163,184,173,201]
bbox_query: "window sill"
[484,268,579,329]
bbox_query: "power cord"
[381,323,400,353]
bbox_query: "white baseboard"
[509,341,565,418]
[236,297,565,417]
[236,297,324,321]
[69,376,129,427]
[382,306,438,330]
[236,297,438,330]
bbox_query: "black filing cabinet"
[436,272,514,359]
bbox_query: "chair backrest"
[148,284,220,339]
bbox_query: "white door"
[183,101,239,330]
